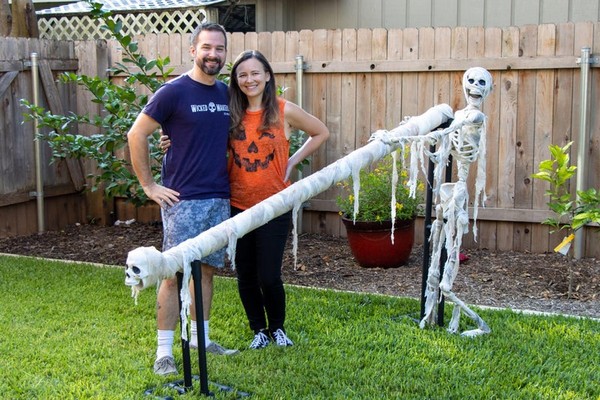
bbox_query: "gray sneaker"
[205,342,239,355]
[153,355,177,376]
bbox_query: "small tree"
[532,142,600,297]
[1,0,38,38]
[21,1,171,206]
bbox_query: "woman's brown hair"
[228,50,280,139]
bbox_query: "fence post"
[574,47,597,259]
[31,52,45,233]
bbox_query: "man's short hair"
[190,22,228,48]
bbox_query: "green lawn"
[1,254,598,399]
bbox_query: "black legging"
[231,207,292,333]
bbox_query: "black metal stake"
[419,122,453,326]
[190,260,211,396]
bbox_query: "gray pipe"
[31,52,45,233]
[295,55,305,232]
[574,47,592,259]
[295,55,304,108]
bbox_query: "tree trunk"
[0,0,11,37]
[9,0,38,38]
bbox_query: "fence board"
[340,28,357,155]
[304,29,329,234]
[417,27,434,124]
[271,31,286,62]
[310,29,330,175]
[495,26,519,251]
[229,32,244,63]
[547,23,576,252]
[320,29,344,236]
[432,26,451,106]
[386,28,403,129]
[530,24,557,253]
[356,29,372,147]
[245,31,258,51]
[370,28,387,134]
[401,28,419,118]
[461,26,488,249]
[168,32,183,65]
[474,27,503,250]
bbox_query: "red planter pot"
[342,216,415,268]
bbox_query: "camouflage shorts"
[161,198,230,268]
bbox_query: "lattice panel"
[38,9,209,40]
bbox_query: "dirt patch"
[1,222,598,319]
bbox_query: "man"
[127,22,238,377]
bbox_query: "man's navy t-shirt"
[143,74,230,200]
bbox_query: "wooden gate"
[1,38,90,236]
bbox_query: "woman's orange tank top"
[228,98,290,210]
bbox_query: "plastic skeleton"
[124,104,453,337]
[375,67,493,336]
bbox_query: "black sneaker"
[271,328,293,346]
[249,330,271,349]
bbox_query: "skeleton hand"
[424,130,444,146]
[368,129,393,144]
[399,116,411,125]
[463,109,485,125]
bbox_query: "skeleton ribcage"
[449,124,481,164]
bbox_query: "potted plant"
[336,151,424,268]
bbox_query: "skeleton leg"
[440,288,490,337]
[438,182,490,336]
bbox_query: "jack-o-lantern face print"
[231,129,276,172]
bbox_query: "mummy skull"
[125,246,166,290]
[463,67,492,108]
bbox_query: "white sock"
[204,320,211,347]
[156,329,174,359]
[190,320,198,348]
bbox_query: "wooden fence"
[2,22,600,257]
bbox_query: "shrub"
[336,150,424,222]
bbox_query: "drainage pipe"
[31,52,45,233]
[574,47,593,259]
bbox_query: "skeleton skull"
[462,67,492,108]
[208,102,216,112]
[125,246,165,290]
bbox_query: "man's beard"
[197,57,224,76]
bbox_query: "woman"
[228,50,329,349]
